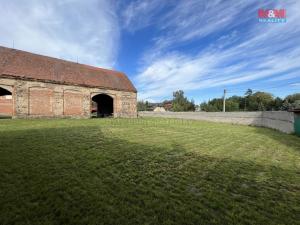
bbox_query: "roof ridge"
[0,45,137,93]
[0,45,122,75]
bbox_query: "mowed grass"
[0,118,299,225]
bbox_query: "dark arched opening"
[91,94,113,118]
[0,87,13,118]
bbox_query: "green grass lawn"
[0,118,299,225]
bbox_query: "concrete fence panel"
[138,111,295,134]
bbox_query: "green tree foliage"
[201,97,240,112]
[247,92,274,111]
[200,102,218,112]
[225,100,240,111]
[228,96,244,111]
[200,90,299,112]
[137,100,151,111]
[283,93,300,110]
[272,97,284,111]
[294,100,300,109]
[245,89,253,97]
[172,90,195,112]
[285,93,300,103]
[244,89,253,111]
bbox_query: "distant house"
[163,101,173,111]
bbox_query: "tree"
[200,102,219,112]
[198,90,300,112]
[200,98,222,112]
[225,100,240,111]
[227,96,244,110]
[294,100,300,109]
[245,89,253,97]
[271,97,283,110]
[200,96,241,112]
[285,93,300,103]
[172,90,195,112]
[137,100,151,111]
[248,92,274,111]
[281,99,291,111]
[244,89,253,111]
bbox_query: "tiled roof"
[0,46,136,92]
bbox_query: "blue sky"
[0,0,299,103]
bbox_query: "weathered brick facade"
[0,95,13,116]
[0,46,137,118]
[0,77,137,118]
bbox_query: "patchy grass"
[0,118,299,225]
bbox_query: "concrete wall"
[0,77,137,118]
[139,111,295,134]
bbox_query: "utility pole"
[223,89,226,112]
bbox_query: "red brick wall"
[29,88,53,116]
[63,91,83,115]
[1,78,137,118]
[0,96,13,115]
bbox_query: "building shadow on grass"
[0,115,11,119]
[0,125,299,225]
[251,125,300,151]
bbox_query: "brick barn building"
[0,46,137,118]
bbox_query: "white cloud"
[121,0,170,32]
[0,0,119,68]
[268,71,300,82]
[139,0,264,63]
[290,83,300,86]
[134,0,300,101]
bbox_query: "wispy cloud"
[0,0,119,68]
[121,0,170,32]
[290,83,300,86]
[1,0,298,101]
[132,0,300,101]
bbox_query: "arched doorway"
[0,87,13,117]
[91,94,114,117]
